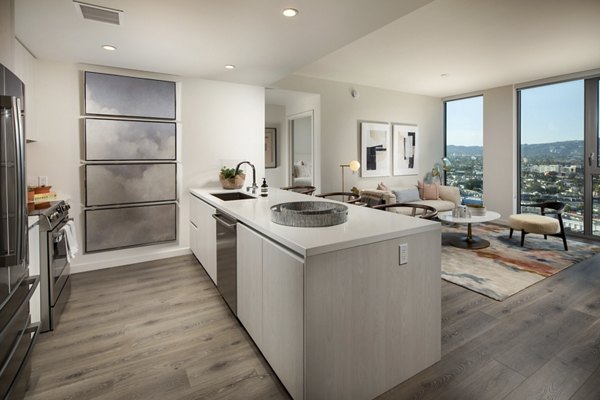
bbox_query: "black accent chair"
[373,203,438,220]
[315,192,363,204]
[508,201,568,251]
[281,185,316,195]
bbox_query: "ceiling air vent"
[74,1,123,25]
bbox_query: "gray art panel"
[85,72,176,119]
[85,119,176,160]
[86,164,177,206]
[85,203,177,253]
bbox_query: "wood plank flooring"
[24,252,600,400]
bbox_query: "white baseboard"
[71,247,192,274]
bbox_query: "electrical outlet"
[38,176,48,186]
[399,243,408,265]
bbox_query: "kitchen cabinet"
[261,238,304,400]
[189,194,217,284]
[237,224,263,347]
[237,224,304,400]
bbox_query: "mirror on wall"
[289,112,314,187]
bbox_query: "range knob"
[50,211,60,220]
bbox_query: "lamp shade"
[349,160,360,172]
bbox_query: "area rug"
[441,224,600,301]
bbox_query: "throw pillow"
[417,180,439,200]
[392,187,421,203]
[377,182,390,191]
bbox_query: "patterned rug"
[441,223,600,301]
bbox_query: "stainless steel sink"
[271,201,348,227]
[211,192,256,201]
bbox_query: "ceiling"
[15,0,600,98]
[15,0,432,86]
[296,0,600,97]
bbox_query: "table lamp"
[340,160,361,192]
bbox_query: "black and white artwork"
[360,121,390,178]
[84,72,176,119]
[85,119,176,161]
[85,203,177,253]
[392,123,419,176]
[85,163,177,207]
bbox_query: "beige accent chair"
[508,201,568,250]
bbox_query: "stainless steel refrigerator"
[1,63,39,400]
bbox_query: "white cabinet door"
[193,196,217,284]
[189,221,199,258]
[262,239,304,400]
[28,219,40,324]
[236,224,263,347]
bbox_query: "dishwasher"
[212,212,237,315]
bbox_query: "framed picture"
[85,163,177,207]
[392,123,419,176]
[85,119,176,161]
[84,71,176,120]
[85,203,177,253]
[265,127,277,168]
[360,121,391,178]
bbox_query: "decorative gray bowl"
[270,201,348,227]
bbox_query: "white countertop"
[190,188,440,257]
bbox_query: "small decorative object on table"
[467,204,486,216]
[219,166,245,189]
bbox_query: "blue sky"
[445,79,585,146]
[446,96,484,146]
[520,79,584,144]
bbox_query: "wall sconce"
[340,160,361,192]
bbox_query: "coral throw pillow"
[418,180,439,200]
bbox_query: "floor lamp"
[340,160,361,192]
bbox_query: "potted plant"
[219,166,245,189]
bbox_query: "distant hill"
[446,140,583,159]
[521,140,583,159]
[446,145,482,156]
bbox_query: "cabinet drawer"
[0,276,38,369]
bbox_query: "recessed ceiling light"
[282,8,298,17]
[225,65,236,70]
[440,73,449,78]
[102,45,117,51]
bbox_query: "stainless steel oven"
[33,201,71,332]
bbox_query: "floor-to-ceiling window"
[444,96,484,204]
[518,80,585,234]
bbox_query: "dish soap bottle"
[261,178,268,197]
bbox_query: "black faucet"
[235,161,258,194]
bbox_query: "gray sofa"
[359,185,461,214]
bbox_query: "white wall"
[275,75,443,193]
[180,77,265,236]
[482,85,516,223]
[26,59,265,273]
[265,104,287,188]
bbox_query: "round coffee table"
[438,211,501,249]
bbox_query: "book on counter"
[32,191,57,201]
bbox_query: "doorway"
[289,111,314,188]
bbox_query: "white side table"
[438,211,501,249]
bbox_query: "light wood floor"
[25,252,600,400]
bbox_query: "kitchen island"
[189,188,441,400]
